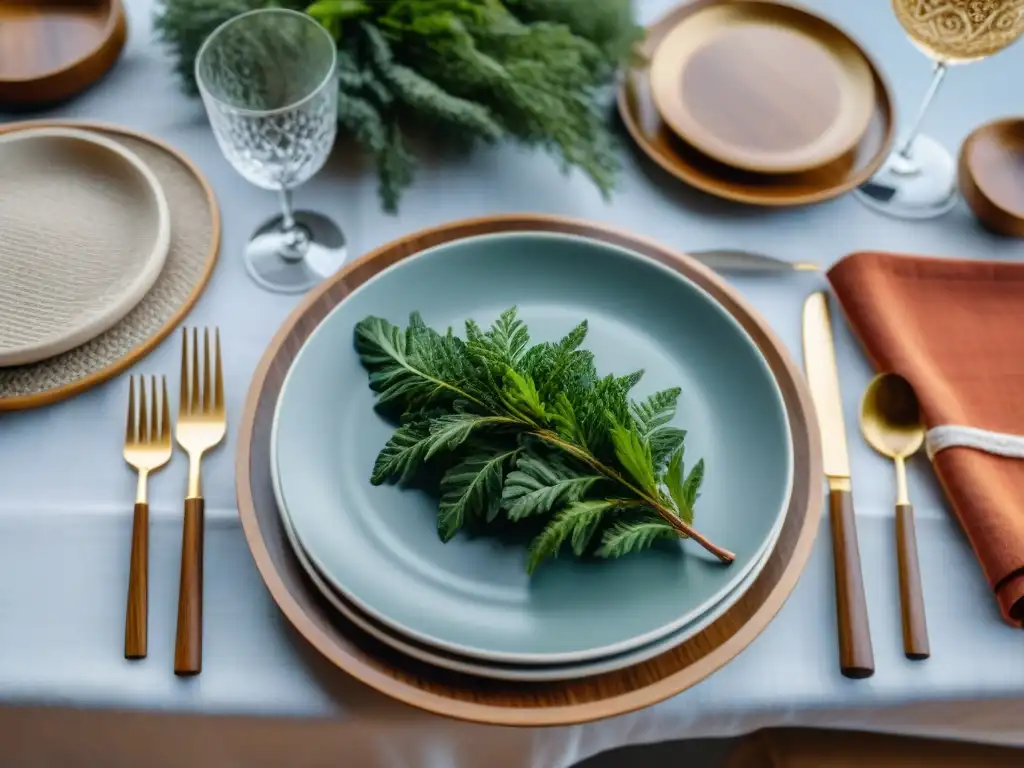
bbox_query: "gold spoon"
[860,373,930,660]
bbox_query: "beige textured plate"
[0,127,171,367]
[649,1,876,174]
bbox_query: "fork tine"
[214,329,224,414]
[191,328,200,414]
[126,376,136,445]
[203,328,211,413]
[150,376,159,443]
[180,327,189,417]
[162,376,171,444]
[139,376,149,444]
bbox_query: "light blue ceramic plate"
[273,442,782,680]
[272,232,793,664]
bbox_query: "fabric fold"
[828,250,1024,625]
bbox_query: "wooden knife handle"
[829,488,874,679]
[896,503,930,660]
[125,501,149,659]
[174,497,204,676]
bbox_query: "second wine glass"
[856,0,1024,220]
[196,8,345,293]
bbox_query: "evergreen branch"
[357,308,736,569]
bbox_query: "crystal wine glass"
[856,0,1024,220]
[196,8,345,294]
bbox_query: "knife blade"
[689,249,819,273]
[802,291,874,680]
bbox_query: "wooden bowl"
[959,117,1024,238]
[0,0,128,108]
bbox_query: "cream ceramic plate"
[0,127,171,367]
[649,2,876,175]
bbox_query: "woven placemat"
[0,121,220,411]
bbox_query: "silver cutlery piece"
[689,249,819,273]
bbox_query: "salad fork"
[123,375,172,660]
[174,327,226,676]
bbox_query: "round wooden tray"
[620,0,896,206]
[0,0,128,108]
[0,120,220,411]
[235,215,823,726]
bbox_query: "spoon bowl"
[860,372,925,460]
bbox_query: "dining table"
[3,0,1024,766]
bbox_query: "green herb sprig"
[355,307,735,573]
[154,0,642,212]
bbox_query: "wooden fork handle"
[829,488,875,679]
[174,496,204,676]
[897,503,930,660]
[125,502,149,659]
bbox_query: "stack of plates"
[265,230,796,682]
[0,121,219,411]
[619,0,896,206]
[0,127,171,369]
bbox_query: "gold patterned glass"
[856,1,1024,219]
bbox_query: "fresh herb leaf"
[526,499,622,573]
[501,453,601,521]
[682,458,705,511]
[610,419,657,494]
[663,446,692,525]
[425,411,517,457]
[438,447,520,539]
[371,420,432,485]
[597,518,679,559]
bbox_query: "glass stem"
[898,62,947,159]
[278,187,297,231]
[276,187,307,263]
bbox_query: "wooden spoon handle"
[896,503,930,660]
[124,501,148,659]
[829,488,874,679]
[174,497,204,676]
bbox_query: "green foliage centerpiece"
[155,0,643,211]
[356,307,735,573]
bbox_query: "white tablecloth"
[3,1,1024,766]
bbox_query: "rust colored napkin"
[829,250,1024,626]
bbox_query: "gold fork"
[123,375,172,660]
[174,327,226,676]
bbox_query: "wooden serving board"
[235,214,824,726]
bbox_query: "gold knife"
[802,291,875,679]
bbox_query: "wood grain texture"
[124,501,148,659]
[896,503,929,660]
[0,0,127,108]
[619,0,895,206]
[958,117,1024,238]
[0,120,221,413]
[649,1,875,174]
[828,488,874,679]
[174,497,204,676]
[234,214,824,726]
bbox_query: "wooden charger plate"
[620,0,896,206]
[0,0,127,108]
[236,214,823,726]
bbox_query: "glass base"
[853,134,958,220]
[245,211,347,294]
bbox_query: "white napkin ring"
[925,425,1024,461]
